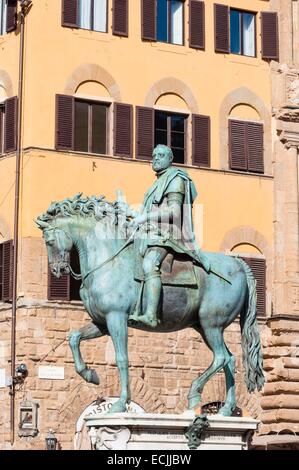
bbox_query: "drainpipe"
[10,0,32,447]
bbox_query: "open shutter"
[229,120,247,171]
[261,12,279,61]
[2,240,13,302]
[242,257,266,317]
[192,114,210,167]
[6,0,17,33]
[189,0,205,50]
[214,3,229,53]
[113,0,128,37]
[4,96,18,154]
[48,266,70,301]
[136,106,154,160]
[141,0,156,41]
[56,95,74,150]
[62,0,78,28]
[114,103,133,157]
[247,122,264,174]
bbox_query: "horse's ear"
[74,192,83,200]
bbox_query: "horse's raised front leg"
[68,322,107,385]
[105,311,130,413]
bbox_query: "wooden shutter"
[229,120,247,171]
[48,265,70,301]
[141,0,156,41]
[55,95,74,150]
[242,257,266,317]
[214,3,229,53]
[2,240,13,302]
[4,96,18,154]
[189,1,205,50]
[113,0,128,37]
[62,0,78,28]
[114,103,133,157]
[261,12,279,61]
[247,122,264,174]
[6,0,17,33]
[192,114,210,167]
[136,106,154,160]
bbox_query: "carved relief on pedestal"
[286,73,299,106]
[289,284,299,314]
[89,426,131,450]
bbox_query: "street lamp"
[45,429,58,451]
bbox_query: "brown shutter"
[192,114,210,167]
[4,96,18,154]
[48,265,70,301]
[6,0,17,33]
[189,1,205,50]
[261,12,279,61]
[113,0,128,37]
[214,3,229,53]
[229,120,247,171]
[55,95,74,150]
[242,257,266,317]
[114,103,133,157]
[141,0,156,41]
[62,0,78,28]
[136,106,154,160]
[247,122,264,174]
[2,240,13,302]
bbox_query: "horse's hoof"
[188,394,201,410]
[217,405,234,417]
[108,400,127,414]
[83,368,100,385]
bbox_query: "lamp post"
[45,430,58,451]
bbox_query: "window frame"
[0,104,4,155]
[228,118,264,174]
[154,109,188,165]
[74,98,110,155]
[229,8,257,58]
[157,0,185,46]
[0,0,7,36]
[78,0,108,33]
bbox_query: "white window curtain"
[171,0,183,45]
[243,13,255,57]
[0,0,7,36]
[93,0,107,32]
[79,0,92,30]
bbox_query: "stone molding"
[144,77,199,114]
[64,64,121,101]
[219,87,272,175]
[0,70,14,98]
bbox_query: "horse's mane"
[37,193,121,224]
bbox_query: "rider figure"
[128,144,210,327]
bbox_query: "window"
[229,119,264,174]
[155,111,187,164]
[241,257,266,317]
[74,100,109,154]
[157,0,184,45]
[0,240,13,302]
[0,0,7,35]
[0,105,4,154]
[48,247,81,301]
[78,0,107,32]
[230,9,255,57]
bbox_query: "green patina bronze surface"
[36,145,265,415]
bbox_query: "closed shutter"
[113,0,128,37]
[214,3,229,53]
[2,240,13,302]
[6,0,17,33]
[261,12,279,61]
[56,95,74,150]
[242,257,266,317]
[141,0,156,41]
[114,103,133,157]
[62,0,78,28]
[192,114,210,167]
[136,106,154,160]
[229,120,247,171]
[247,122,264,174]
[4,96,18,154]
[189,0,205,50]
[48,266,70,301]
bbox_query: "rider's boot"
[133,273,161,327]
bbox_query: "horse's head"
[36,219,73,278]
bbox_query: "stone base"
[85,412,259,450]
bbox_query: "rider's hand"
[127,212,147,228]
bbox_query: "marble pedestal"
[85,412,259,450]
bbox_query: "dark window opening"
[75,100,108,154]
[155,111,187,164]
[157,0,184,45]
[0,243,3,300]
[70,247,81,301]
[240,257,266,317]
[0,0,7,35]
[78,0,107,32]
[0,105,4,154]
[230,9,256,57]
[229,119,264,174]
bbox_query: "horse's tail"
[237,258,265,393]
